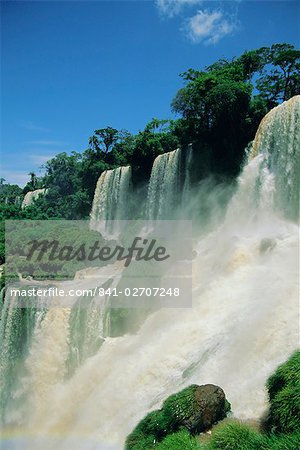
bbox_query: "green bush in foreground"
[125,409,174,450]
[263,431,300,449]
[125,385,230,449]
[267,351,300,434]
[203,421,300,450]
[206,421,263,450]
[268,351,300,401]
[156,429,200,450]
[268,386,300,434]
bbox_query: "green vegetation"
[156,429,200,450]
[205,421,264,450]
[199,421,300,450]
[125,352,300,450]
[125,384,231,450]
[266,351,300,434]
[125,408,175,449]
[172,43,300,176]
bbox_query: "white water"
[21,189,47,209]
[0,97,299,449]
[146,146,192,219]
[251,95,299,219]
[90,166,131,237]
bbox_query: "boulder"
[163,384,230,434]
[125,384,230,449]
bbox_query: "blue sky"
[1,0,299,186]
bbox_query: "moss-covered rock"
[163,384,230,434]
[125,384,231,450]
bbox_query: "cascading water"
[90,166,132,237]
[21,189,47,209]
[14,196,21,207]
[0,97,299,450]
[250,95,299,220]
[146,146,193,219]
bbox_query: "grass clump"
[206,420,263,450]
[125,409,174,450]
[263,431,300,449]
[267,351,300,401]
[156,429,201,450]
[266,351,300,434]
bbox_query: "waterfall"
[90,166,132,237]
[0,292,46,421]
[146,148,181,219]
[250,95,300,220]
[146,146,193,219]
[21,189,47,209]
[182,144,193,203]
[0,265,123,427]
[14,196,22,207]
[0,97,299,450]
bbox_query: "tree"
[28,172,37,189]
[172,62,253,175]
[88,127,130,154]
[0,181,23,205]
[171,43,300,176]
[256,44,300,106]
[130,119,179,183]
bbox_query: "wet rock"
[125,384,231,449]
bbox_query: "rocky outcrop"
[125,384,231,450]
[21,188,47,209]
[164,384,231,434]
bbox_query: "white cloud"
[156,0,203,18]
[184,9,236,44]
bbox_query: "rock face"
[21,188,47,209]
[163,384,230,434]
[125,384,231,450]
